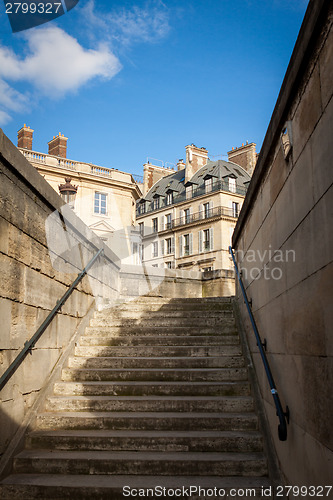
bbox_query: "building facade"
[17,125,143,265]
[136,144,252,273]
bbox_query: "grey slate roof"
[142,159,251,202]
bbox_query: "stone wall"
[232,0,332,487]
[0,129,120,460]
[120,265,204,299]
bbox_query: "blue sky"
[0,0,309,176]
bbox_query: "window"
[229,177,236,193]
[94,192,107,215]
[152,241,158,257]
[166,213,172,229]
[153,197,160,210]
[184,234,190,256]
[138,202,146,215]
[152,218,158,233]
[205,178,212,193]
[184,208,191,224]
[232,202,239,218]
[179,233,192,257]
[138,222,144,236]
[166,261,173,269]
[166,237,172,255]
[186,185,193,200]
[203,202,210,219]
[166,192,173,206]
[199,228,213,253]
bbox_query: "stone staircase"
[0,297,274,499]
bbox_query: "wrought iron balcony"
[171,206,238,229]
[137,179,247,216]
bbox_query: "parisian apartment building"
[17,125,143,265]
[136,143,255,273]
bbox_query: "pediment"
[89,220,115,233]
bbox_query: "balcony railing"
[139,206,238,238]
[20,148,141,185]
[172,206,238,229]
[137,180,247,216]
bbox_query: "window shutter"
[199,204,203,219]
[160,216,164,231]
[209,227,214,251]
[209,200,213,211]
[179,236,183,257]
[172,236,175,254]
[180,210,184,225]
[161,240,164,255]
[199,230,203,253]
[189,233,193,255]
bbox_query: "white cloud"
[0,26,121,124]
[79,0,170,46]
[0,1,170,125]
[0,110,11,125]
[0,26,121,95]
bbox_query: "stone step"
[90,317,235,327]
[85,325,238,336]
[100,309,234,320]
[27,429,264,452]
[74,344,242,358]
[13,450,267,477]
[68,355,245,369]
[0,474,273,500]
[54,380,251,397]
[115,296,233,305]
[45,395,254,413]
[79,335,235,347]
[61,367,248,382]
[99,302,234,313]
[36,411,259,431]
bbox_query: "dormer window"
[138,201,146,215]
[153,197,160,210]
[229,177,236,193]
[186,185,193,200]
[166,192,173,206]
[205,178,212,193]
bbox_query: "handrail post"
[229,246,289,441]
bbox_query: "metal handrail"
[0,248,104,392]
[229,246,289,441]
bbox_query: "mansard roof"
[142,159,251,203]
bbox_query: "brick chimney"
[177,159,185,171]
[227,141,257,176]
[17,124,34,150]
[48,132,68,158]
[143,162,174,196]
[185,144,208,182]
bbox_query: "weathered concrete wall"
[120,265,203,298]
[0,129,120,459]
[232,0,333,486]
[202,269,235,298]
